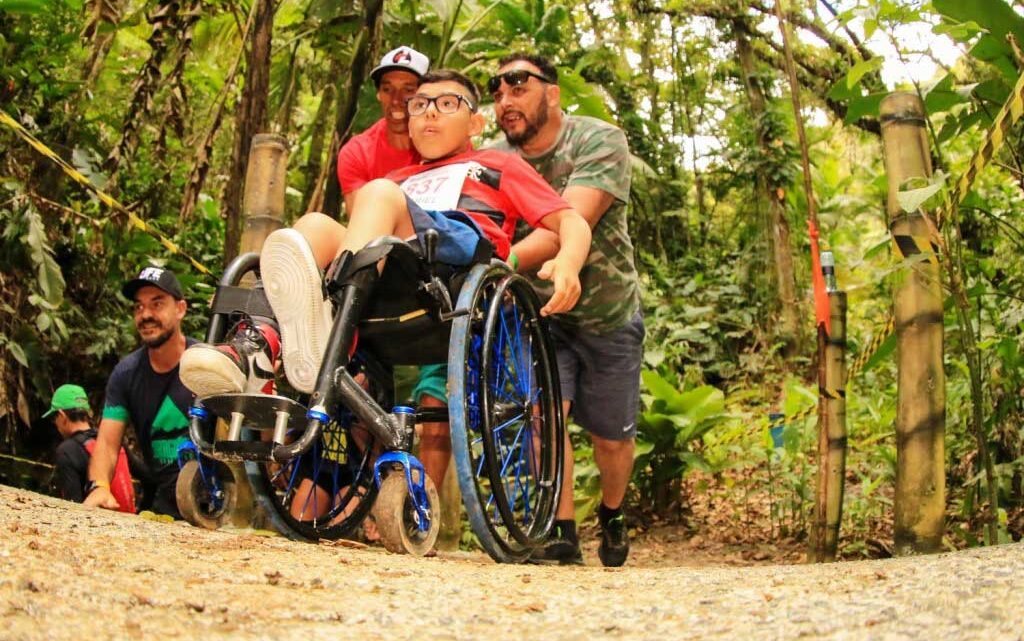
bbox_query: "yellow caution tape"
[940,66,1024,227]
[892,234,940,266]
[0,111,212,278]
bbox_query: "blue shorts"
[549,312,645,441]
[405,196,487,266]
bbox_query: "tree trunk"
[222,0,275,265]
[734,20,800,352]
[321,0,384,219]
[178,3,255,223]
[301,61,341,213]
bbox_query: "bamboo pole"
[880,93,946,555]
[812,290,847,561]
[239,134,290,256]
[226,133,290,526]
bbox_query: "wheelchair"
[183,230,565,562]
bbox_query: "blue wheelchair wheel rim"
[449,263,563,562]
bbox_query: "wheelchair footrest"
[214,440,274,461]
[198,393,308,432]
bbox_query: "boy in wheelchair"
[181,69,589,410]
[179,70,589,536]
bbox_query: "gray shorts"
[548,311,645,441]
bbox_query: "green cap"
[43,384,91,418]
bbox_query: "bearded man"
[490,53,643,567]
[84,267,195,518]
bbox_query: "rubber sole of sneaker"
[598,541,629,567]
[261,229,332,394]
[180,346,245,398]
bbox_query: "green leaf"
[932,20,986,41]
[557,67,614,123]
[924,75,967,114]
[897,181,944,213]
[934,0,1024,80]
[641,369,680,405]
[0,0,48,14]
[933,0,1024,48]
[845,57,883,90]
[4,341,28,368]
[674,385,725,423]
[422,0,461,23]
[22,207,65,306]
[535,4,567,44]
[633,440,654,459]
[844,92,886,124]
[493,1,532,33]
[863,234,893,261]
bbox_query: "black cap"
[122,266,184,301]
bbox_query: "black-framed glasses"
[406,93,477,116]
[487,69,554,94]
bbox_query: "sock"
[598,502,623,527]
[554,519,577,543]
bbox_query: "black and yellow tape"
[940,63,1024,227]
[847,315,895,381]
[892,234,940,266]
[0,111,212,278]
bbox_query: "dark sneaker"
[528,537,583,566]
[180,321,280,398]
[598,514,629,567]
[261,229,333,393]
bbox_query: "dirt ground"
[3,485,1023,641]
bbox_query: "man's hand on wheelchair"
[537,257,582,316]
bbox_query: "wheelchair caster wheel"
[372,471,440,556]
[176,459,244,529]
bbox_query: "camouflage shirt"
[490,114,641,333]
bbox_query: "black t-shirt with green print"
[102,339,197,515]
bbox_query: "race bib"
[400,162,474,211]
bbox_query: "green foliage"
[632,370,727,510]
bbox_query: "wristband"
[85,480,110,495]
[507,252,519,272]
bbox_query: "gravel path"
[1,485,1022,640]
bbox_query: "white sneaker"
[179,321,280,398]
[260,229,333,393]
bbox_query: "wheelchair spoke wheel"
[449,263,564,563]
[373,471,440,556]
[247,419,377,541]
[247,357,391,542]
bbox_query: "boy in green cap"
[47,384,135,512]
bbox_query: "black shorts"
[549,312,645,441]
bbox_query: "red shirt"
[336,119,419,195]
[387,149,570,259]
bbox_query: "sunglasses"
[487,69,554,94]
